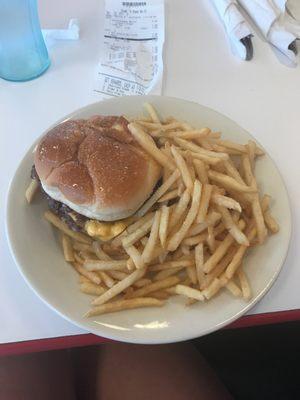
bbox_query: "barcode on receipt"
[122,2,146,6]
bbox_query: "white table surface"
[1,0,299,345]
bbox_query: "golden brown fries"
[37,103,279,317]
[80,282,106,296]
[25,179,39,203]
[62,234,75,262]
[158,205,170,249]
[85,297,164,317]
[175,284,205,301]
[128,276,180,299]
[84,259,128,271]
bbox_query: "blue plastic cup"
[0,0,50,82]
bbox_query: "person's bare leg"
[0,350,76,400]
[74,342,233,400]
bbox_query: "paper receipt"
[94,0,165,98]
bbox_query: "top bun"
[34,116,161,221]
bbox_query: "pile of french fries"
[34,103,279,317]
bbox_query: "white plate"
[6,96,291,344]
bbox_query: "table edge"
[2,309,300,356]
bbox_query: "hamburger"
[32,116,161,239]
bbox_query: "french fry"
[147,243,165,264]
[261,194,271,212]
[208,170,256,193]
[171,145,193,192]
[126,258,135,271]
[241,154,254,186]
[217,205,249,246]
[190,151,221,165]
[203,278,222,300]
[206,226,216,253]
[143,102,161,122]
[138,121,181,132]
[195,243,204,288]
[136,169,180,217]
[125,245,144,269]
[44,211,92,244]
[72,262,101,285]
[208,138,264,156]
[99,271,115,288]
[74,252,84,264]
[129,276,180,298]
[158,189,178,203]
[161,149,172,183]
[209,139,247,153]
[206,142,242,155]
[223,160,245,185]
[171,128,211,140]
[92,268,146,305]
[168,180,202,251]
[148,259,193,272]
[159,205,170,249]
[237,268,252,300]
[150,291,170,300]
[80,282,106,296]
[200,139,214,151]
[264,210,279,234]
[78,275,90,284]
[122,217,154,248]
[224,279,243,297]
[175,284,205,301]
[165,286,178,295]
[174,137,229,160]
[142,210,161,263]
[92,241,112,260]
[203,220,246,273]
[225,226,256,279]
[153,266,185,281]
[78,250,96,261]
[133,278,152,288]
[212,194,242,213]
[186,265,197,285]
[252,196,268,244]
[197,184,212,223]
[247,140,257,169]
[168,188,190,230]
[62,234,74,262]
[83,259,128,271]
[128,123,174,170]
[25,179,39,203]
[108,270,129,280]
[85,297,164,317]
[193,159,208,184]
[200,246,236,290]
[184,151,196,181]
[182,232,207,247]
[126,213,154,234]
[187,211,221,237]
